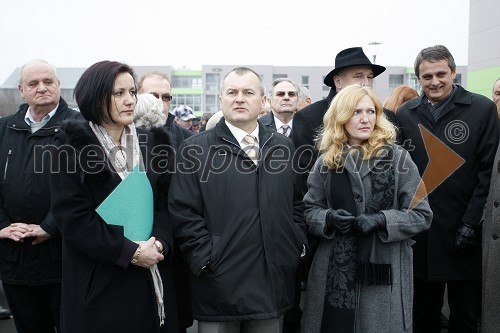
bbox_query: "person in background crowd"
[397,45,499,333]
[0,59,80,333]
[138,72,193,150]
[50,60,178,332]
[190,117,201,133]
[173,105,196,130]
[301,84,432,332]
[384,85,419,113]
[259,100,271,118]
[169,67,307,333]
[492,78,500,105]
[260,78,299,137]
[199,112,213,132]
[297,85,312,111]
[492,78,500,116]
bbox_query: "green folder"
[96,165,153,241]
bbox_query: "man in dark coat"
[169,67,307,333]
[290,47,393,194]
[396,45,499,332]
[0,59,81,332]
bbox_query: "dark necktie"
[280,125,289,137]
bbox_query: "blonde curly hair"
[134,93,167,130]
[318,85,396,169]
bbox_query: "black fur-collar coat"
[49,120,178,332]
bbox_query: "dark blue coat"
[169,118,307,321]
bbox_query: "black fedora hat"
[323,47,386,87]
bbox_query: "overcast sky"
[1,0,470,85]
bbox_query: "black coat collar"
[8,98,73,132]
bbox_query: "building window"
[206,73,220,92]
[453,74,462,85]
[171,94,202,113]
[389,75,404,90]
[302,76,309,88]
[205,95,219,113]
[273,74,287,80]
[172,76,202,89]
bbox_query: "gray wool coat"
[482,143,500,333]
[301,144,433,333]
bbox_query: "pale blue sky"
[0,0,470,84]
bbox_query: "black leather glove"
[354,212,386,235]
[454,222,480,256]
[326,209,356,235]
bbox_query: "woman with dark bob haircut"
[49,60,178,332]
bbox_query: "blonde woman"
[301,85,432,333]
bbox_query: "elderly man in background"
[0,59,80,332]
[260,78,300,137]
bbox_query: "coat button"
[55,128,59,133]
[494,202,499,208]
[493,234,499,240]
[355,195,363,202]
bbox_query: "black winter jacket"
[0,99,80,285]
[169,118,307,321]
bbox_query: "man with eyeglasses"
[260,79,299,138]
[138,72,193,150]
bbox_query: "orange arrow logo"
[410,124,465,209]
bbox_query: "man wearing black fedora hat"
[291,46,395,193]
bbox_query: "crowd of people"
[0,44,499,333]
